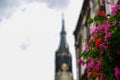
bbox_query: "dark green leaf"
[94,16,99,21]
[88,19,93,24]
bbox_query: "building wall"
[74,0,101,80]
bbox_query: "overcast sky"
[0,0,83,80]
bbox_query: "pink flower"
[103,45,108,52]
[103,23,110,33]
[78,58,85,66]
[100,75,105,80]
[94,59,102,71]
[111,4,120,16]
[104,32,111,43]
[114,66,120,80]
[87,59,94,71]
[91,26,104,35]
[116,4,120,10]
[85,44,89,52]
[91,28,96,35]
[112,6,117,16]
[89,37,93,42]
[100,44,108,52]
[90,23,111,36]
[96,26,103,33]
[111,22,116,26]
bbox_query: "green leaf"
[100,16,106,21]
[111,26,117,33]
[79,51,86,57]
[111,16,116,21]
[117,0,120,4]
[112,31,120,38]
[84,50,95,58]
[88,19,93,24]
[94,16,99,21]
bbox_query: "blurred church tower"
[55,14,73,80]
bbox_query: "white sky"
[0,0,83,80]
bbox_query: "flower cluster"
[112,4,120,16]
[78,0,120,80]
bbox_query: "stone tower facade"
[55,15,73,80]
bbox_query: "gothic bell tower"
[55,14,73,80]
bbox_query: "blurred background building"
[55,16,73,80]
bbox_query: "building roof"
[73,0,89,40]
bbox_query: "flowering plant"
[78,1,120,80]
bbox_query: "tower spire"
[61,13,65,33]
[58,13,68,53]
